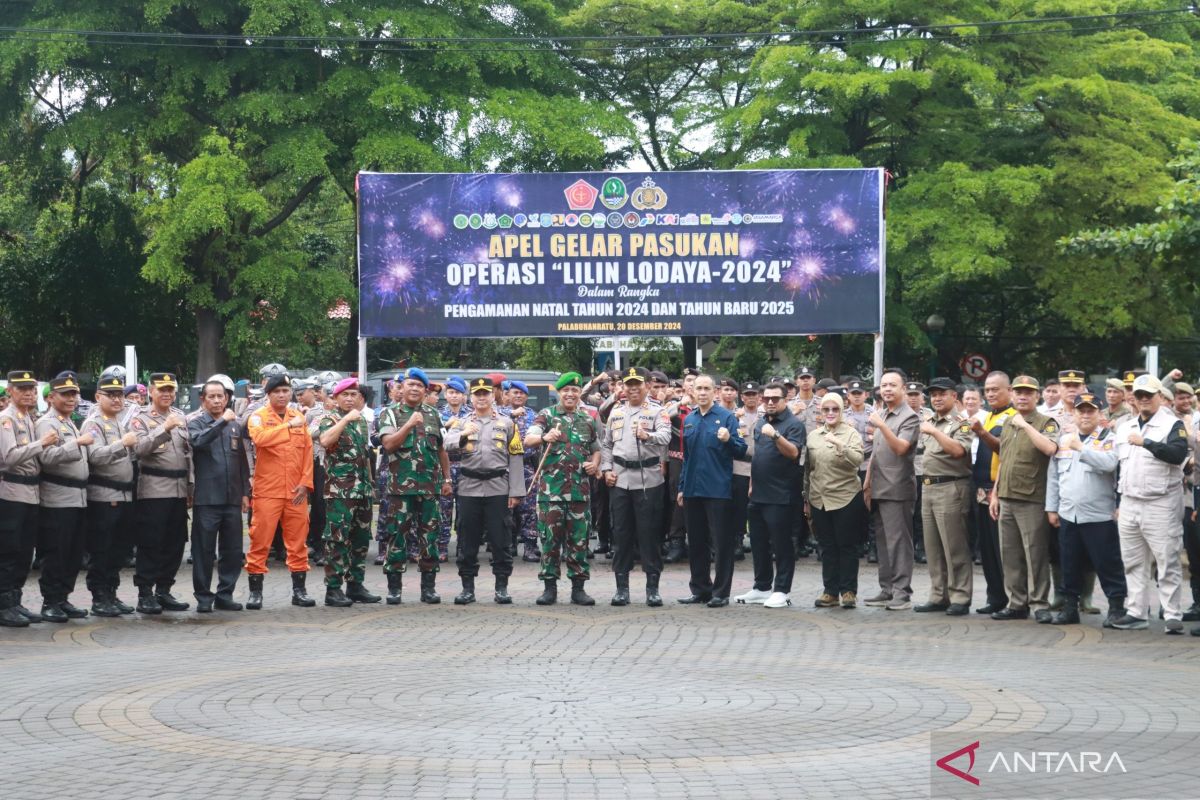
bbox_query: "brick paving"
[2,549,1200,799]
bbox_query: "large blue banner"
[357,169,884,338]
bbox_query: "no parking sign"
[959,353,991,381]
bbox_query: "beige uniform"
[600,402,671,491]
[920,413,974,606]
[82,414,136,503]
[0,405,43,504]
[130,408,193,499]
[36,413,89,508]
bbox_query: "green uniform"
[319,410,374,588]
[377,402,444,574]
[528,406,599,581]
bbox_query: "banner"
[357,169,884,338]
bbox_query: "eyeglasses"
[763,396,784,403]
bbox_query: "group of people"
[0,359,1196,639]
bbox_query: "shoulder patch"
[250,415,262,427]
[1181,427,1189,438]
[959,424,970,434]
[1044,422,1057,433]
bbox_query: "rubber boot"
[1079,572,1101,614]
[611,573,630,606]
[324,585,353,607]
[420,571,441,604]
[291,572,316,607]
[386,573,402,605]
[345,582,381,604]
[1050,596,1081,625]
[570,577,595,606]
[1104,598,1126,629]
[454,576,476,605]
[246,574,264,610]
[536,579,557,605]
[646,573,663,607]
[494,575,512,604]
[136,585,162,615]
[0,591,30,628]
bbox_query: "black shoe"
[570,577,595,606]
[39,602,69,623]
[246,574,264,610]
[611,574,630,607]
[13,604,42,623]
[991,607,1029,620]
[155,592,190,612]
[1191,625,1200,636]
[214,596,243,611]
[976,603,1002,615]
[646,574,663,607]
[111,595,135,615]
[324,587,353,607]
[196,597,215,613]
[345,582,381,604]
[57,600,87,619]
[706,597,730,608]
[677,594,712,605]
[1182,603,1200,622]
[946,604,970,616]
[1034,609,1054,624]
[914,550,927,564]
[454,577,476,606]
[136,590,162,615]
[419,572,441,604]
[90,593,121,618]
[664,541,686,564]
[0,593,29,627]
[494,576,512,605]
[386,573,403,605]
[733,545,745,562]
[290,572,316,607]
[914,602,950,613]
[1050,603,1080,625]
[1104,602,1126,629]
[536,579,557,605]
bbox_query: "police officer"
[36,375,94,622]
[906,381,933,565]
[914,378,974,615]
[506,380,541,563]
[82,369,138,617]
[446,377,525,605]
[731,381,762,561]
[600,367,671,607]
[439,376,471,563]
[1044,393,1127,626]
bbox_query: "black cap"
[682,367,700,377]
[847,379,867,393]
[469,377,494,394]
[648,370,668,384]
[50,375,80,393]
[1058,369,1085,384]
[621,367,648,384]
[740,381,761,394]
[149,372,177,389]
[718,377,738,390]
[1073,393,1100,409]
[6,370,36,387]
[928,377,957,391]
[264,374,291,393]
[905,381,926,394]
[795,367,814,378]
[97,370,124,391]
[816,378,838,390]
[825,386,847,399]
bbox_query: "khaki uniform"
[35,410,90,605]
[996,411,1058,612]
[129,406,193,594]
[600,400,671,577]
[0,405,43,504]
[919,413,974,605]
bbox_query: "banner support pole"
[358,337,367,380]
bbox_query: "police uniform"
[865,397,920,608]
[445,378,525,605]
[906,382,934,564]
[304,394,331,561]
[438,378,471,562]
[600,367,671,606]
[1103,376,1134,431]
[843,380,875,559]
[731,381,761,560]
[0,371,45,627]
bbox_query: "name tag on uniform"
[230,436,239,450]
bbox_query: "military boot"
[454,576,476,605]
[111,592,134,615]
[570,577,595,606]
[610,573,630,606]
[645,573,663,607]
[290,572,316,607]
[494,575,512,604]
[324,585,353,607]
[664,539,686,564]
[536,579,557,605]
[90,591,121,618]
[154,589,189,612]
[345,582,381,604]
[1104,598,1126,629]
[386,573,403,605]
[136,586,162,615]
[246,574,264,610]
[1050,596,1080,625]
[0,591,30,628]
[420,571,441,604]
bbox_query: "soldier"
[506,380,541,563]
[35,375,95,622]
[82,369,138,617]
[245,373,316,609]
[524,372,602,606]
[439,376,471,562]
[913,378,974,615]
[304,379,332,566]
[0,386,8,413]
[317,378,381,607]
[188,377,250,613]
[662,378,694,563]
[601,367,671,607]
[378,367,452,605]
[446,377,524,605]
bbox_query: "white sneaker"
[734,588,772,605]
[763,592,792,608]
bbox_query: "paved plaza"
[3,553,1200,799]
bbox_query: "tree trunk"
[194,308,227,381]
[822,335,843,378]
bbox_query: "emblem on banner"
[601,178,628,210]
[564,179,599,210]
[631,178,668,210]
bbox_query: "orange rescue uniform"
[246,405,314,574]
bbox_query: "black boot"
[570,577,595,606]
[345,582,381,604]
[536,579,557,605]
[154,588,189,612]
[646,573,663,607]
[611,573,630,606]
[136,586,162,615]
[0,591,30,628]
[1104,598,1126,629]
[664,539,686,564]
[12,594,42,623]
[420,571,441,604]
[494,575,512,604]
[111,591,134,615]
[386,573,403,604]
[91,592,121,618]
[1050,596,1080,625]
[40,601,69,623]
[246,574,264,610]
[454,576,476,605]
[290,572,316,607]
[324,585,353,607]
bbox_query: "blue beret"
[501,380,512,391]
[397,367,429,388]
[446,376,467,394]
[508,380,529,394]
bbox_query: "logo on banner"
[600,178,628,210]
[564,179,599,210]
[453,214,469,230]
[631,178,668,210]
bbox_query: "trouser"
[592,478,611,551]
[998,497,1051,612]
[1183,506,1200,604]
[610,485,664,576]
[438,461,461,558]
[0,499,38,594]
[308,461,326,549]
[791,494,809,553]
[1118,493,1184,621]
[872,498,914,602]
[666,459,686,543]
[812,494,866,595]
[538,500,590,581]
[973,485,1007,608]
[190,504,245,601]
[684,497,733,598]
[515,460,539,549]
[86,500,135,595]
[37,506,87,604]
[457,495,513,578]
[731,473,750,547]
[382,495,441,575]
[747,502,796,593]
[921,480,973,606]
[1058,519,1126,601]
[323,497,373,588]
[912,479,925,554]
[246,495,309,575]
[134,497,189,591]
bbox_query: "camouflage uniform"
[438,403,471,558]
[320,410,374,588]
[528,406,600,581]
[378,402,445,574]
[508,405,540,556]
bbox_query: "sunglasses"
[763,396,784,403]
[821,408,840,415]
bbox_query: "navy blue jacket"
[680,404,747,499]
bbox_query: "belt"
[1,472,40,486]
[460,467,506,480]
[140,466,188,479]
[734,455,752,463]
[88,475,136,492]
[614,455,659,469]
[41,473,88,489]
[923,475,969,486]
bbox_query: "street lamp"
[925,314,946,381]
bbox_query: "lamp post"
[925,313,946,382]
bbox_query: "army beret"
[50,375,80,393]
[1073,393,1100,409]
[717,377,738,390]
[1174,382,1195,396]
[621,367,648,384]
[149,372,177,389]
[794,366,814,378]
[928,377,957,391]
[1105,378,1126,391]
[1011,375,1040,391]
[649,371,669,384]
[125,384,145,397]
[816,378,838,390]
[445,376,467,394]
[469,377,494,394]
[508,380,529,394]
[905,382,926,394]
[263,374,291,393]
[331,377,359,397]
[681,367,700,377]
[740,381,761,394]
[6,370,36,387]
[486,372,507,386]
[555,372,583,390]
[1058,369,1085,384]
[397,367,429,388]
